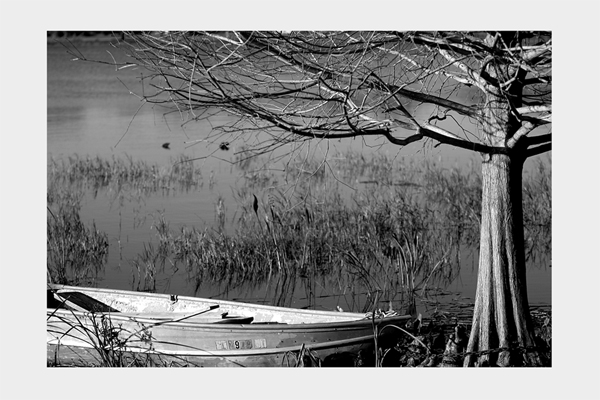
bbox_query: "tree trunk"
[464,152,544,367]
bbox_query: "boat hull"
[47,337,378,367]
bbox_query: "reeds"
[48,154,205,195]
[47,185,108,285]
[47,151,551,311]
[46,154,206,286]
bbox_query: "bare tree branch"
[506,121,536,149]
[525,134,551,147]
[526,142,552,158]
[438,49,491,91]
[110,31,550,161]
[419,124,505,154]
[516,105,551,114]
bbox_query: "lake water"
[47,40,551,314]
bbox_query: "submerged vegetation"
[48,154,205,194]
[47,151,551,312]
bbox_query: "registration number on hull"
[216,338,267,350]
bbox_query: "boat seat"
[48,290,254,323]
[213,316,254,324]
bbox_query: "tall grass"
[170,152,548,312]
[46,154,207,286]
[48,154,206,195]
[47,184,108,285]
[47,152,551,312]
[121,154,468,311]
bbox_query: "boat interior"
[47,289,258,324]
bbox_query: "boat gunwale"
[47,307,411,331]
[47,284,412,329]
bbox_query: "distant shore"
[47,31,124,43]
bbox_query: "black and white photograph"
[45,29,554,368]
[1,2,599,399]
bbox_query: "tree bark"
[464,152,544,367]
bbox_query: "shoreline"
[47,32,123,44]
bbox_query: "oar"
[118,304,222,347]
[134,305,221,326]
[168,305,220,323]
